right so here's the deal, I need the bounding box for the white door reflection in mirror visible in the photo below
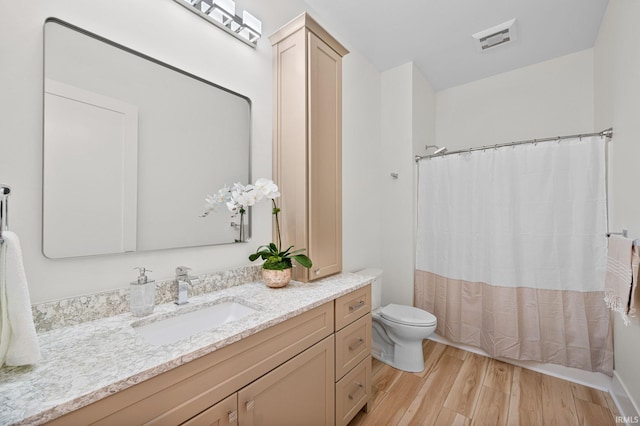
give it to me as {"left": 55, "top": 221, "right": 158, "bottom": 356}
{"left": 43, "top": 79, "right": 138, "bottom": 258}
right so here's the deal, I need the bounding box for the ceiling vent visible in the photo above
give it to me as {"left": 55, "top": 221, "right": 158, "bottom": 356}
{"left": 472, "top": 19, "right": 517, "bottom": 51}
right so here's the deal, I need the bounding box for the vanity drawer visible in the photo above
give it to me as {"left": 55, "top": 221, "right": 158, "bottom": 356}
{"left": 335, "top": 313, "right": 371, "bottom": 380}
{"left": 335, "top": 356, "right": 371, "bottom": 426}
{"left": 335, "top": 284, "right": 371, "bottom": 330}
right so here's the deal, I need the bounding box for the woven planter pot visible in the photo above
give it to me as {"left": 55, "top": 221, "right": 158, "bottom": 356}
{"left": 261, "top": 268, "right": 292, "bottom": 288}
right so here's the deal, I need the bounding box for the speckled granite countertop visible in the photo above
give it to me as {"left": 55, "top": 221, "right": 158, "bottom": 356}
{"left": 0, "top": 272, "right": 372, "bottom": 425}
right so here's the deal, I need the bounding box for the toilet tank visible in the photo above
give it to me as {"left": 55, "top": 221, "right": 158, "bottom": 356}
{"left": 354, "top": 268, "right": 383, "bottom": 310}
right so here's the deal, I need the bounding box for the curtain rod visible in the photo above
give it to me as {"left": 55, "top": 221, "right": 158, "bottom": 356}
{"left": 415, "top": 127, "right": 613, "bottom": 163}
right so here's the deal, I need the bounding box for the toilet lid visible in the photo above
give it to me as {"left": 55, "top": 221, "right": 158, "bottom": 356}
{"left": 380, "top": 304, "right": 437, "bottom": 326}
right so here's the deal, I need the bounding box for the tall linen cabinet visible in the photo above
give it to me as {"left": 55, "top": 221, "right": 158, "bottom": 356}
{"left": 270, "top": 13, "right": 349, "bottom": 282}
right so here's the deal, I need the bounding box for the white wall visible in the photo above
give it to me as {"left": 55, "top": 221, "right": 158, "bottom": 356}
{"left": 436, "top": 49, "right": 595, "bottom": 150}
{"left": 0, "top": 0, "right": 383, "bottom": 303}
{"left": 379, "top": 63, "right": 436, "bottom": 306}
{"left": 594, "top": 0, "right": 640, "bottom": 416}
{"left": 380, "top": 63, "right": 413, "bottom": 305}
{"left": 342, "top": 50, "right": 383, "bottom": 273}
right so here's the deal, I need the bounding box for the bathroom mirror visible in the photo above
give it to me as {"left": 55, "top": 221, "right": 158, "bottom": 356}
{"left": 43, "top": 19, "right": 251, "bottom": 258}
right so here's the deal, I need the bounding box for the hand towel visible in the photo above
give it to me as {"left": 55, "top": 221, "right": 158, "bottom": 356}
{"left": 604, "top": 235, "right": 634, "bottom": 325}
{"left": 0, "top": 231, "right": 41, "bottom": 366}
{"left": 629, "top": 245, "right": 640, "bottom": 318}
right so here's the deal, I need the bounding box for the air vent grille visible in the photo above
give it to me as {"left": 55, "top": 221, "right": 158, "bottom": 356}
{"left": 472, "top": 19, "right": 517, "bottom": 51}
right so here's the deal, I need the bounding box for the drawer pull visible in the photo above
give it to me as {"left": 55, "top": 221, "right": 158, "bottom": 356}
{"left": 348, "top": 300, "right": 365, "bottom": 312}
{"left": 348, "top": 383, "right": 364, "bottom": 400}
{"left": 228, "top": 410, "right": 238, "bottom": 423}
{"left": 349, "top": 338, "right": 365, "bottom": 351}
{"left": 245, "top": 400, "right": 255, "bottom": 412}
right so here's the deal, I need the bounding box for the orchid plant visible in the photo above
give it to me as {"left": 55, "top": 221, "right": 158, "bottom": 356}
{"left": 203, "top": 178, "right": 312, "bottom": 271}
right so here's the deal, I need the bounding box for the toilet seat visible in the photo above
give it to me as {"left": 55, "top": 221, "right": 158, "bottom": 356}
{"left": 380, "top": 304, "right": 437, "bottom": 327}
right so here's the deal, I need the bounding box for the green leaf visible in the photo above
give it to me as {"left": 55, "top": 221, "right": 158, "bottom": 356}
{"left": 248, "top": 253, "right": 261, "bottom": 262}
{"left": 280, "top": 245, "right": 295, "bottom": 256}
{"left": 292, "top": 254, "right": 312, "bottom": 268}
{"left": 288, "top": 248, "right": 307, "bottom": 256}
{"left": 269, "top": 242, "right": 278, "bottom": 252}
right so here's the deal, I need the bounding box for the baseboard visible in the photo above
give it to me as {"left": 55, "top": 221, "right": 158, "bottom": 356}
{"left": 428, "top": 334, "right": 612, "bottom": 391}
{"left": 611, "top": 370, "right": 640, "bottom": 424}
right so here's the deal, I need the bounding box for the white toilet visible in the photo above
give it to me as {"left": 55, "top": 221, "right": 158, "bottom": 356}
{"left": 356, "top": 268, "right": 437, "bottom": 373}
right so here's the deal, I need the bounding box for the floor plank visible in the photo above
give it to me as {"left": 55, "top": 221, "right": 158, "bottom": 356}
{"left": 507, "top": 366, "right": 544, "bottom": 426}
{"left": 435, "top": 407, "right": 471, "bottom": 426}
{"left": 398, "top": 354, "right": 464, "bottom": 425}
{"left": 571, "top": 381, "right": 609, "bottom": 407}
{"left": 575, "top": 399, "right": 617, "bottom": 426}
{"left": 358, "top": 371, "right": 423, "bottom": 425}
{"left": 349, "top": 342, "right": 619, "bottom": 426}
{"left": 471, "top": 386, "right": 510, "bottom": 426}
{"left": 541, "top": 374, "right": 579, "bottom": 426}
{"left": 483, "top": 358, "right": 513, "bottom": 395}
{"left": 443, "top": 352, "right": 488, "bottom": 417}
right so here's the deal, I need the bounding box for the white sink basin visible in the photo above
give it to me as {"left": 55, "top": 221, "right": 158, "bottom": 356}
{"left": 133, "top": 301, "right": 258, "bottom": 346}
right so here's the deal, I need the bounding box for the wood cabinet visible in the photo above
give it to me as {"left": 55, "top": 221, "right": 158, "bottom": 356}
{"left": 182, "top": 394, "right": 238, "bottom": 426}
{"left": 270, "top": 13, "right": 349, "bottom": 282}
{"left": 334, "top": 286, "right": 372, "bottom": 426}
{"left": 47, "top": 303, "right": 334, "bottom": 425}
{"left": 46, "top": 287, "right": 371, "bottom": 426}
{"left": 238, "top": 336, "right": 335, "bottom": 425}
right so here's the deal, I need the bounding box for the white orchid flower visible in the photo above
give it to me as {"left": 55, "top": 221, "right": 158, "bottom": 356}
{"left": 254, "top": 178, "right": 281, "bottom": 199}
{"left": 204, "top": 178, "right": 280, "bottom": 219}
{"left": 201, "top": 195, "right": 217, "bottom": 217}
{"left": 213, "top": 186, "right": 230, "bottom": 204}
{"left": 226, "top": 201, "right": 240, "bottom": 214}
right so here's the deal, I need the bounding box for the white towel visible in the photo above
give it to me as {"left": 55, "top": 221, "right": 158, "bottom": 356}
{"left": 629, "top": 246, "right": 640, "bottom": 318}
{"left": 604, "top": 235, "right": 634, "bottom": 325}
{"left": 0, "top": 231, "right": 41, "bottom": 366}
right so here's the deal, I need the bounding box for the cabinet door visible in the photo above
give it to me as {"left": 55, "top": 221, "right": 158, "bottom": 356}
{"left": 182, "top": 393, "right": 237, "bottom": 426}
{"left": 308, "top": 32, "right": 343, "bottom": 281}
{"left": 238, "top": 336, "right": 335, "bottom": 426}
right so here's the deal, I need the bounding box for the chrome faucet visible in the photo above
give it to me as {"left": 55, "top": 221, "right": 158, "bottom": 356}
{"left": 175, "top": 266, "right": 193, "bottom": 305}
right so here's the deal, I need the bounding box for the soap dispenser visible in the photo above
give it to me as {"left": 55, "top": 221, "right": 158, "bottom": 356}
{"left": 130, "top": 267, "right": 156, "bottom": 316}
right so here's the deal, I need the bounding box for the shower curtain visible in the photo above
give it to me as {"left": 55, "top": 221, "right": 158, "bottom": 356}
{"left": 414, "top": 136, "right": 613, "bottom": 374}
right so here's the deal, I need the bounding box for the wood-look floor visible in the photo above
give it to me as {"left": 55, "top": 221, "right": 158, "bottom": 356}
{"left": 349, "top": 340, "right": 620, "bottom": 426}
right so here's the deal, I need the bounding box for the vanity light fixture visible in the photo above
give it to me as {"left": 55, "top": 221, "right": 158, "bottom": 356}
{"left": 173, "top": 0, "right": 262, "bottom": 47}
{"left": 210, "top": 0, "right": 236, "bottom": 27}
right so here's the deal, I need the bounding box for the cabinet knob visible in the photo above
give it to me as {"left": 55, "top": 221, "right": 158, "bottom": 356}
{"left": 314, "top": 268, "right": 320, "bottom": 275}
{"left": 348, "top": 338, "right": 365, "bottom": 351}
{"left": 245, "top": 400, "right": 255, "bottom": 412}
{"left": 348, "top": 383, "right": 364, "bottom": 400}
{"left": 348, "top": 300, "right": 365, "bottom": 312}
{"left": 228, "top": 410, "right": 238, "bottom": 423}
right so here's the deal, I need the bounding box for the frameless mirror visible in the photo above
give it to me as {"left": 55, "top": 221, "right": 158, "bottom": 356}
{"left": 43, "top": 19, "right": 251, "bottom": 258}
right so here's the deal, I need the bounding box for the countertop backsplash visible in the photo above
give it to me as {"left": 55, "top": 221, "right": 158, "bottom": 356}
{"left": 32, "top": 265, "right": 262, "bottom": 332}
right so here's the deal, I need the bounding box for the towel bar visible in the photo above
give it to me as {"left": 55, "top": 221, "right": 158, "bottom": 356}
{"left": 0, "top": 184, "right": 10, "bottom": 245}
{"left": 607, "top": 230, "right": 640, "bottom": 247}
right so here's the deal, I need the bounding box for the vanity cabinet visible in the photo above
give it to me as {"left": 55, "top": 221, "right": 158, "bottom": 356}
{"left": 182, "top": 393, "right": 237, "bottom": 426}
{"left": 334, "top": 286, "right": 372, "bottom": 426}
{"left": 45, "top": 286, "right": 370, "bottom": 426}
{"left": 186, "top": 336, "right": 335, "bottom": 426}
{"left": 46, "top": 303, "right": 334, "bottom": 425}
{"left": 237, "top": 335, "right": 335, "bottom": 425}
{"left": 270, "top": 13, "right": 349, "bottom": 282}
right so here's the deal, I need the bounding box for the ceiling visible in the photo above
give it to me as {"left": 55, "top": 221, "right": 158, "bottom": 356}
{"left": 302, "top": 0, "right": 610, "bottom": 91}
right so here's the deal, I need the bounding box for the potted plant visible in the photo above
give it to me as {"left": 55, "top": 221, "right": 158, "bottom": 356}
{"left": 204, "top": 178, "right": 312, "bottom": 288}
{"left": 249, "top": 195, "right": 312, "bottom": 288}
